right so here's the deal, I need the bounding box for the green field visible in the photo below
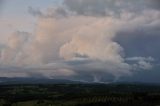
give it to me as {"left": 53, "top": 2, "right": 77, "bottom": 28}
{"left": 0, "top": 84, "right": 160, "bottom": 106}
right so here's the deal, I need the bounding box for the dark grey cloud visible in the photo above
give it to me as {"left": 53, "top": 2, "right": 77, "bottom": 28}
{"left": 28, "top": 0, "right": 160, "bottom": 18}
{"left": 120, "top": 65, "right": 160, "bottom": 83}
{"left": 62, "top": 0, "right": 160, "bottom": 17}
{"left": 147, "top": 0, "right": 160, "bottom": 9}
{"left": 55, "top": 7, "right": 68, "bottom": 17}
{"left": 28, "top": 6, "right": 43, "bottom": 17}
{"left": 63, "top": 0, "right": 110, "bottom": 16}
{"left": 28, "top": 6, "right": 68, "bottom": 18}
{"left": 115, "top": 23, "right": 160, "bottom": 61}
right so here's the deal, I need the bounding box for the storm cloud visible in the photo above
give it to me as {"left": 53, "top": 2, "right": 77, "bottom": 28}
{"left": 0, "top": 0, "right": 159, "bottom": 82}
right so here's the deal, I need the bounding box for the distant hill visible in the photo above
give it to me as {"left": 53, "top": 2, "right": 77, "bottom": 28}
{"left": 0, "top": 77, "right": 160, "bottom": 86}
{"left": 0, "top": 77, "right": 85, "bottom": 85}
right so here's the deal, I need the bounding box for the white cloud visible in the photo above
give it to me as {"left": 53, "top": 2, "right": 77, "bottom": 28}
{"left": 0, "top": 31, "right": 30, "bottom": 66}
{"left": 126, "top": 57, "right": 155, "bottom": 62}
{"left": 138, "top": 60, "right": 153, "bottom": 70}
{"left": 126, "top": 57, "right": 154, "bottom": 70}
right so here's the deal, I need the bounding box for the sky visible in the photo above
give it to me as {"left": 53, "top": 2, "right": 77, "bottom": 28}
{"left": 0, "top": 0, "right": 160, "bottom": 83}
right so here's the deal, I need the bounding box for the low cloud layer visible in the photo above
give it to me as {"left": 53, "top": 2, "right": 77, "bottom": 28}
{"left": 0, "top": 0, "right": 159, "bottom": 82}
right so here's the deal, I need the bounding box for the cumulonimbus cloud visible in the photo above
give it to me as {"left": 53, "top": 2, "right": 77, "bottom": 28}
{"left": 0, "top": 0, "right": 159, "bottom": 82}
